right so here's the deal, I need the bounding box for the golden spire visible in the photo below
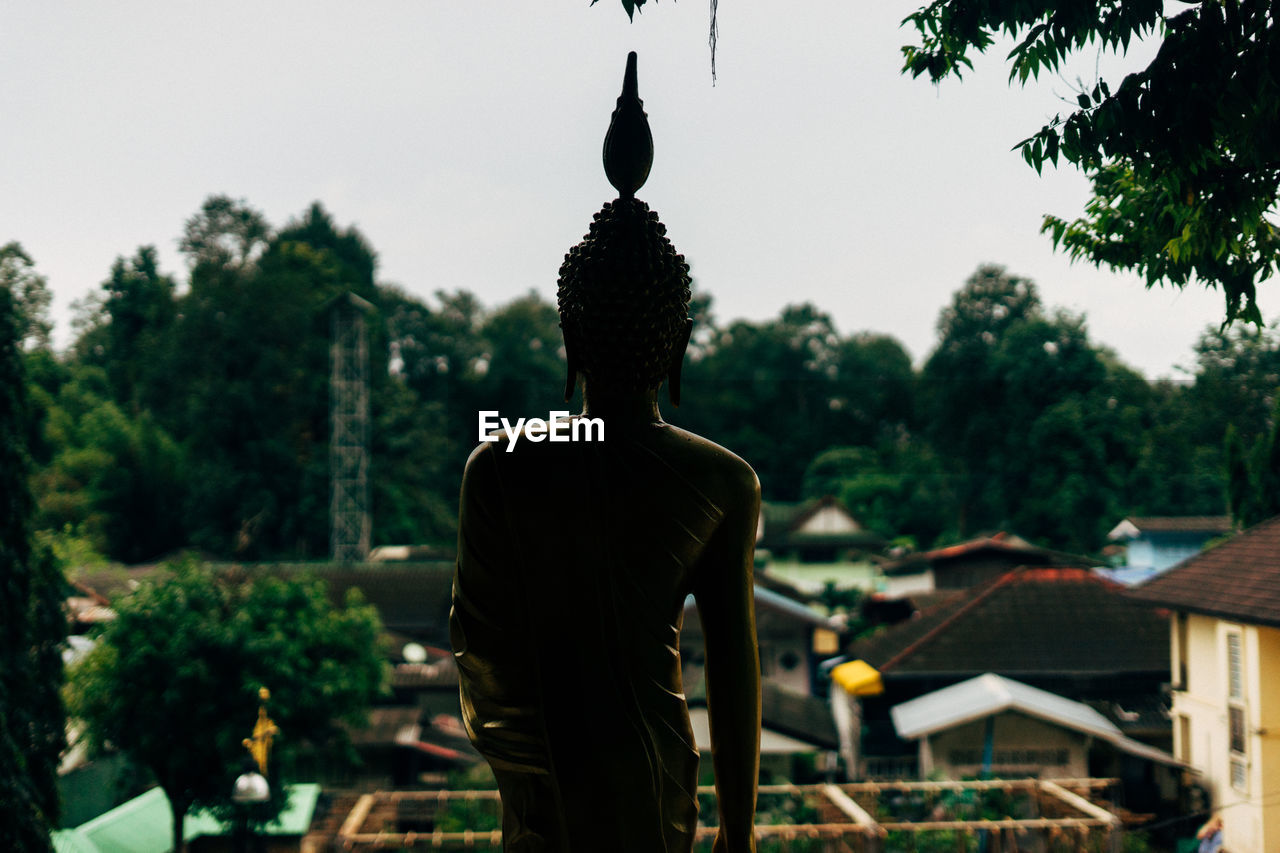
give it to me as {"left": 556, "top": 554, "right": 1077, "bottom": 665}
{"left": 602, "top": 52, "right": 654, "bottom": 200}
{"left": 242, "top": 687, "right": 279, "bottom": 775}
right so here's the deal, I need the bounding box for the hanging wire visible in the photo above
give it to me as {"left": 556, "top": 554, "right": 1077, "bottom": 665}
{"left": 709, "top": 0, "right": 719, "bottom": 84}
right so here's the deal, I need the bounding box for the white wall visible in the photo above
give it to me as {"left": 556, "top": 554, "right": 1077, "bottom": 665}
{"left": 922, "top": 712, "right": 1088, "bottom": 780}
{"left": 1172, "top": 615, "right": 1280, "bottom": 853}
{"left": 881, "top": 569, "right": 935, "bottom": 598}
{"left": 798, "top": 505, "right": 861, "bottom": 534}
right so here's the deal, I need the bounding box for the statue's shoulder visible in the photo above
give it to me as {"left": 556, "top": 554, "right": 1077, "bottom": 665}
{"left": 656, "top": 424, "right": 760, "bottom": 503}
{"left": 464, "top": 435, "right": 505, "bottom": 468}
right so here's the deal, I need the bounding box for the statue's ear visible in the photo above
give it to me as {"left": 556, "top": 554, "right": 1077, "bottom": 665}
{"left": 562, "top": 333, "right": 580, "bottom": 403}
{"left": 667, "top": 318, "right": 694, "bottom": 408}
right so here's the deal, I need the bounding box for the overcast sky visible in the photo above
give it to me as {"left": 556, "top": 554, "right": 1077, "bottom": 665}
{"left": 2, "top": 2, "right": 1259, "bottom": 378}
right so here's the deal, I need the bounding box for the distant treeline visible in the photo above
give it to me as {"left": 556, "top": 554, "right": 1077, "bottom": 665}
{"left": 6, "top": 196, "right": 1280, "bottom": 564}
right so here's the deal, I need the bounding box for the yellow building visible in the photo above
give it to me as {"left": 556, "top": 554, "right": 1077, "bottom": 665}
{"left": 1131, "top": 515, "right": 1280, "bottom": 853}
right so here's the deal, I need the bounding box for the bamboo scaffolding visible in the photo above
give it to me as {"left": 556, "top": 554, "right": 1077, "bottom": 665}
{"left": 334, "top": 779, "right": 1125, "bottom": 850}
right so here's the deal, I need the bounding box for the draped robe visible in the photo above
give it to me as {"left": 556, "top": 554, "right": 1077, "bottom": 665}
{"left": 450, "top": 420, "right": 740, "bottom": 852}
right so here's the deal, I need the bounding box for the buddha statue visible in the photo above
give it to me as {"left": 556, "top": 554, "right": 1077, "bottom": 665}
{"left": 450, "top": 53, "right": 761, "bottom": 852}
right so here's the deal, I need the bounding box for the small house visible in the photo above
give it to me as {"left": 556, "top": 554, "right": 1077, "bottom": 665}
{"left": 755, "top": 497, "right": 885, "bottom": 594}
{"left": 879, "top": 532, "right": 1098, "bottom": 596}
{"left": 1105, "top": 515, "right": 1233, "bottom": 583}
{"left": 1129, "top": 514, "right": 1280, "bottom": 853}
{"left": 840, "top": 567, "right": 1171, "bottom": 780}
{"left": 891, "top": 673, "right": 1181, "bottom": 789}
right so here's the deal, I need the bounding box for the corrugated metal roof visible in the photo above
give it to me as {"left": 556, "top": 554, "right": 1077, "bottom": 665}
{"left": 892, "top": 673, "right": 1117, "bottom": 740}
{"left": 754, "top": 586, "right": 841, "bottom": 627}
{"left": 890, "top": 674, "right": 1182, "bottom": 767}
{"left": 684, "top": 584, "right": 841, "bottom": 629}
{"left": 51, "top": 830, "right": 102, "bottom": 853}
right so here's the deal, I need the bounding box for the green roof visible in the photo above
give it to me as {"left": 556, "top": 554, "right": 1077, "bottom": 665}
{"left": 52, "top": 830, "right": 103, "bottom": 853}
{"left": 53, "top": 784, "right": 320, "bottom": 853}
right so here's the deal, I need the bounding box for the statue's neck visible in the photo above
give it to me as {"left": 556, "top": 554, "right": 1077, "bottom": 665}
{"left": 580, "top": 384, "right": 663, "bottom": 424}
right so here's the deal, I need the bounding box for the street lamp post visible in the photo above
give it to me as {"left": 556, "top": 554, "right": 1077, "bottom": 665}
{"left": 231, "top": 760, "right": 269, "bottom": 853}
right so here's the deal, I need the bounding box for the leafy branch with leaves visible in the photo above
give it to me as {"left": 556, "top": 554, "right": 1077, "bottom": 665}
{"left": 903, "top": 0, "right": 1280, "bottom": 324}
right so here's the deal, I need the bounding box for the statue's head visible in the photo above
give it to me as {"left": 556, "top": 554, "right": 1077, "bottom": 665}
{"left": 557, "top": 52, "right": 693, "bottom": 406}
{"left": 556, "top": 198, "right": 692, "bottom": 403}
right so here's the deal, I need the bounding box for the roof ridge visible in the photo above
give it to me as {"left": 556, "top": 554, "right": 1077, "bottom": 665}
{"left": 1017, "top": 565, "right": 1116, "bottom": 587}
{"left": 878, "top": 568, "right": 1023, "bottom": 673}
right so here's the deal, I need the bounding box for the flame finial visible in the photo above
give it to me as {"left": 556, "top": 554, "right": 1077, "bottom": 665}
{"left": 603, "top": 52, "right": 654, "bottom": 199}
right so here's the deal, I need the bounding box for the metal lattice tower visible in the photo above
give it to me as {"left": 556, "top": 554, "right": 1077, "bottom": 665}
{"left": 330, "top": 292, "right": 374, "bottom": 562}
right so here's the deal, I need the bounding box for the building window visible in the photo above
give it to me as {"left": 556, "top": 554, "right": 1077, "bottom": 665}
{"left": 1228, "top": 632, "right": 1243, "bottom": 699}
{"left": 1226, "top": 631, "right": 1247, "bottom": 792}
{"left": 1174, "top": 613, "right": 1188, "bottom": 690}
{"left": 1229, "top": 706, "right": 1246, "bottom": 754}
{"left": 812, "top": 628, "right": 839, "bottom": 655}
{"left": 1231, "top": 757, "right": 1247, "bottom": 791}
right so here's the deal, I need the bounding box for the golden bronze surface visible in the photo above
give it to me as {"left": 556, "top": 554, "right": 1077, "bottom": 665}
{"left": 450, "top": 51, "right": 761, "bottom": 852}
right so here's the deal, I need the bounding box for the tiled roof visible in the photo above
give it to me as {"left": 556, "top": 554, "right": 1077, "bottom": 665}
{"left": 881, "top": 532, "right": 1099, "bottom": 577}
{"left": 310, "top": 563, "right": 455, "bottom": 638}
{"left": 855, "top": 567, "right": 1169, "bottom": 677}
{"left": 72, "top": 562, "right": 458, "bottom": 642}
{"left": 759, "top": 681, "right": 839, "bottom": 749}
{"left": 922, "top": 531, "right": 1043, "bottom": 561}
{"left": 1120, "top": 516, "right": 1233, "bottom": 535}
{"left": 1128, "top": 515, "right": 1280, "bottom": 626}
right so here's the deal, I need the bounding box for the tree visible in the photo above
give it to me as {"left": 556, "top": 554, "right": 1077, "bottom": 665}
{"left": 922, "top": 265, "right": 1142, "bottom": 550}
{"left": 0, "top": 280, "right": 64, "bottom": 853}
{"left": 67, "top": 559, "right": 386, "bottom": 853}
{"left": 98, "top": 247, "right": 178, "bottom": 411}
{"left": 683, "top": 304, "right": 849, "bottom": 499}
{"left": 32, "top": 365, "right": 188, "bottom": 563}
{"left": 45, "top": 197, "right": 482, "bottom": 561}
{"left": 802, "top": 443, "right": 957, "bottom": 548}
{"left": 902, "top": 0, "right": 1280, "bottom": 323}
{"left": 1123, "top": 378, "right": 1229, "bottom": 518}
{"left": 1226, "top": 389, "right": 1280, "bottom": 527}
{"left": 179, "top": 195, "right": 272, "bottom": 274}
{"left": 922, "top": 265, "right": 1044, "bottom": 534}
{"left": 0, "top": 242, "right": 53, "bottom": 351}
{"left": 473, "top": 291, "right": 565, "bottom": 422}
{"left": 171, "top": 201, "right": 379, "bottom": 558}
{"left": 1188, "top": 320, "right": 1280, "bottom": 446}
{"left": 828, "top": 332, "right": 918, "bottom": 447}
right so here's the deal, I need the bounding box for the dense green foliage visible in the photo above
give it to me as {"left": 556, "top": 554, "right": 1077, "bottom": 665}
{"left": 11, "top": 197, "right": 1276, "bottom": 567}
{"left": 0, "top": 277, "right": 65, "bottom": 852}
{"left": 67, "top": 559, "right": 386, "bottom": 852}
{"left": 902, "top": 0, "right": 1280, "bottom": 324}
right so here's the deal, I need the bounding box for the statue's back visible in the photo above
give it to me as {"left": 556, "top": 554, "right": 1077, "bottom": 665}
{"left": 452, "top": 419, "right": 756, "bottom": 851}
{"left": 451, "top": 52, "right": 761, "bottom": 853}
